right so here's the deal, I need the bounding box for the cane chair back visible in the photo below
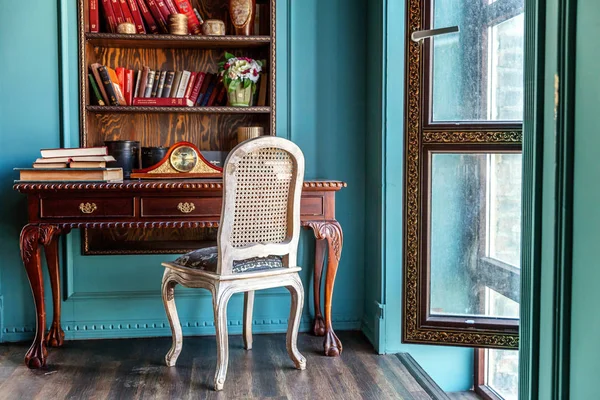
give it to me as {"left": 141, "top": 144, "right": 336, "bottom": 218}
{"left": 217, "top": 136, "right": 305, "bottom": 275}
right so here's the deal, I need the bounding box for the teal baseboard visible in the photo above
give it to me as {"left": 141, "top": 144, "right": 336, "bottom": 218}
{"left": 1, "top": 314, "right": 361, "bottom": 342}
{"left": 361, "top": 317, "right": 376, "bottom": 346}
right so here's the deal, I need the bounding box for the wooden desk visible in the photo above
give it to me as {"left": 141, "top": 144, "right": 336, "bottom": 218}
{"left": 14, "top": 180, "right": 346, "bottom": 369}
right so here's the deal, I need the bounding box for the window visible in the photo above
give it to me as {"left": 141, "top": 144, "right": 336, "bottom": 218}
{"left": 402, "top": 0, "right": 523, "bottom": 352}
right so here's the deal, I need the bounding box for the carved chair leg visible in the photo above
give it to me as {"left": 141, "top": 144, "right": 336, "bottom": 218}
{"left": 243, "top": 290, "right": 255, "bottom": 350}
{"left": 162, "top": 270, "right": 182, "bottom": 367}
{"left": 286, "top": 274, "right": 307, "bottom": 370}
{"left": 213, "top": 284, "right": 233, "bottom": 391}
{"left": 45, "top": 230, "right": 65, "bottom": 348}
{"left": 313, "top": 239, "right": 326, "bottom": 336}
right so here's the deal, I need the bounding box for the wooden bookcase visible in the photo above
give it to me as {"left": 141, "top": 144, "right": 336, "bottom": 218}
{"left": 77, "top": 0, "right": 276, "bottom": 151}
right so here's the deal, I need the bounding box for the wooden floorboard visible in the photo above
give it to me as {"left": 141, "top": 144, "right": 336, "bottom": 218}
{"left": 0, "top": 332, "right": 442, "bottom": 400}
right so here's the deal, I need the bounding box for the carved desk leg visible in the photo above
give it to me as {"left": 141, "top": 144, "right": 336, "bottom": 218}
{"left": 19, "top": 224, "right": 60, "bottom": 368}
{"left": 45, "top": 227, "right": 69, "bottom": 347}
{"left": 306, "top": 221, "right": 344, "bottom": 357}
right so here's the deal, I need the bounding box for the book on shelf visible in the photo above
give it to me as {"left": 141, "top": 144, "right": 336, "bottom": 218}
{"left": 90, "top": 0, "right": 100, "bottom": 32}
{"left": 138, "top": 66, "right": 150, "bottom": 98}
{"left": 40, "top": 147, "right": 108, "bottom": 158}
{"left": 146, "top": 0, "right": 169, "bottom": 33}
{"left": 164, "top": 0, "right": 178, "bottom": 14}
{"left": 17, "top": 168, "right": 123, "bottom": 182}
{"left": 257, "top": 72, "right": 268, "bottom": 106}
{"left": 150, "top": 70, "right": 161, "bottom": 97}
{"left": 205, "top": 79, "right": 222, "bottom": 107}
{"left": 161, "top": 71, "right": 175, "bottom": 97}
{"left": 124, "top": 69, "right": 134, "bottom": 105}
{"left": 110, "top": 0, "right": 126, "bottom": 24}
{"left": 118, "top": 0, "right": 135, "bottom": 25}
{"left": 90, "top": 63, "right": 110, "bottom": 104}
{"left": 188, "top": 72, "right": 205, "bottom": 104}
{"left": 107, "top": 67, "right": 127, "bottom": 105}
{"left": 200, "top": 75, "right": 218, "bottom": 106}
{"left": 144, "top": 70, "right": 156, "bottom": 97}
{"left": 126, "top": 0, "right": 146, "bottom": 33}
{"left": 183, "top": 71, "right": 197, "bottom": 100}
{"left": 135, "top": 0, "right": 159, "bottom": 33}
{"left": 170, "top": 71, "right": 183, "bottom": 97}
{"left": 88, "top": 74, "right": 106, "bottom": 106}
{"left": 175, "top": 70, "right": 191, "bottom": 98}
{"left": 156, "top": 70, "right": 167, "bottom": 98}
{"left": 196, "top": 73, "right": 214, "bottom": 106}
{"left": 100, "top": 0, "right": 118, "bottom": 32}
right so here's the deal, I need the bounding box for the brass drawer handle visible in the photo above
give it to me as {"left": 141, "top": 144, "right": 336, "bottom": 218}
{"left": 79, "top": 202, "right": 98, "bottom": 214}
{"left": 177, "top": 202, "right": 195, "bottom": 214}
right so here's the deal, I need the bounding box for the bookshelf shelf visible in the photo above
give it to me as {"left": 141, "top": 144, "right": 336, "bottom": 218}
{"left": 86, "top": 106, "right": 272, "bottom": 114}
{"left": 85, "top": 33, "right": 272, "bottom": 49}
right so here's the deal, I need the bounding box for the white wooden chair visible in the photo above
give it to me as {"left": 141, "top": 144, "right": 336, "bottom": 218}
{"left": 160, "top": 136, "right": 306, "bottom": 391}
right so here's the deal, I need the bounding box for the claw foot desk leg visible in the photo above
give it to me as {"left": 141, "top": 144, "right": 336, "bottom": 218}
{"left": 306, "top": 220, "right": 344, "bottom": 357}
{"left": 19, "top": 224, "right": 62, "bottom": 368}
{"left": 312, "top": 239, "right": 326, "bottom": 336}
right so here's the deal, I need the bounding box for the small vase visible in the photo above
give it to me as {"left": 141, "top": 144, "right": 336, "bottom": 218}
{"left": 228, "top": 85, "right": 253, "bottom": 107}
{"left": 229, "top": 0, "right": 256, "bottom": 36}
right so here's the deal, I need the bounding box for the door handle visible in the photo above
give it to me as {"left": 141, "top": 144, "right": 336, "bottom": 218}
{"left": 411, "top": 26, "right": 459, "bottom": 42}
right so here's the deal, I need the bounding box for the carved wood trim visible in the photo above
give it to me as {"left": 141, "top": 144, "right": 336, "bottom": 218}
{"left": 304, "top": 221, "right": 343, "bottom": 262}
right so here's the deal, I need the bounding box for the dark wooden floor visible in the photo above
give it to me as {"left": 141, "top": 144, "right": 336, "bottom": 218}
{"left": 0, "top": 332, "right": 477, "bottom": 400}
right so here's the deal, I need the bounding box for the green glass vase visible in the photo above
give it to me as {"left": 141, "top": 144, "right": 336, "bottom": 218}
{"left": 228, "top": 84, "right": 253, "bottom": 107}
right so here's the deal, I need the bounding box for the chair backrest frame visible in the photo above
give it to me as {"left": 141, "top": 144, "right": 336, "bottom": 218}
{"left": 216, "top": 136, "right": 305, "bottom": 275}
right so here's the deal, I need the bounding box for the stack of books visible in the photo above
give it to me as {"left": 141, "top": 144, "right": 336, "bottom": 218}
{"left": 16, "top": 147, "right": 123, "bottom": 182}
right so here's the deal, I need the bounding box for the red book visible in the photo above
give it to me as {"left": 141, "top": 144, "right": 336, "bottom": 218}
{"left": 89, "top": 0, "right": 100, "bottom": 32}
{"left": 110, "top": 0, "right": 125, "bottom": 24}
{"left": 135, "top": 0, "right": 158, "bottom": 33}
{"left": 174, "top": 0, "right": 201, "bottom": 35}
{"left": 116, "top": 67, "right": 126, "bottom": 97}
{"left": 206, "top": 79, "right": 223, "bottom": 106}
{"left": 216, "top": 82, "right": 228, "bottom": 106}
{"left": 124, "top": 69, "right": 134, "bottom": 105}
{"left": 100, "top": 0, "right": 118, "bottom": 32}
{"left": 164, "top": 0, "right": 178, "bottom": 14}
{"left": 132, "top": 97, "right": 193, "bottom": 106}
{"left": 119, "top": 0, "right": 135, "bottom": 24}
{"left": 145, "top": 0, "right": 169, "bottom": 33}
{"left": 156, "top": 0, "right": 173, "bottom": 19}
{"left": 126, "top": 0, "right": 146, "bottom": 33}
{"left": 183, "top": 72, "right": 197, "bottom": 100}
{"left": 188, "top": 72, "right": 205, "bottom": 105}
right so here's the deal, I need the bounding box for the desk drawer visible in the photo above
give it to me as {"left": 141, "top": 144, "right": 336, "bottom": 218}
{"left": 141, "top": 197, "right": 221, "bottom": 217}
{"left": 301, "top": 196, "right": 324, "bottom": 217}
{"left": 40, "top": 198, "right": 134, "bottom": 218}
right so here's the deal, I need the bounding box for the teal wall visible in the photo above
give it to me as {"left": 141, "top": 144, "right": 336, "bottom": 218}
{"left": 569, "top": 0, "right": 600, "bottom": 397}
{"left": 362, "top": 0, "right": 473, "bottom": 392}
{"left": 0, "top": 0, "right": 364, "bottom": 342}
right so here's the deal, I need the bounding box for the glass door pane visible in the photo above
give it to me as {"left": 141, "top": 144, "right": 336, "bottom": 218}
{"left": 428, "top": 152, "right": 521, "bottom": 318}
{"left": 431, "top": 0, "right": 524, "bottom": 122}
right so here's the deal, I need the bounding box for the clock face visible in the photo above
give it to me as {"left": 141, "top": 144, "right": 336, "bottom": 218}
{"left": 170, "top": 145, "right": 199, "bottom": 173}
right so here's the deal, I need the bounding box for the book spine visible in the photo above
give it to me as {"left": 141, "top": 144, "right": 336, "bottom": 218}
{"left": 175, "top": 71, "right": 191, "bottom": 98}
{"left": 183, "top": 72, "right": 197, "bottom": 100}
{"left": 206, "top": 79, "right": 222, "bottom": 106}
{"left": 107, "top": 67, "right": 127, "bottom": 105}
{"left": 196, "top": 73, "right": 213, "bottom": 105}
{"left": 201, "top": 78, "right": 217, "bottom": 106}
{"left": 90, "top": 64, "right": 110, "bottom": 104}
{"left": 174, "top": 0, "right": 202, "bottom": 35}
{"left": 144, "top": 70, "right": 156, "bottom": 97}
{"left": 133, "top": 70, "right": 142, "bottom": 97}
{"left": 132, "top": 97, "right": 191, "bottom": 106}
{"left": 161, "top": 71, "right": 175, "bottom": 97}
{"left": 115, "top": 67, "right": 126, "bottom": 96}
{"left": 138, "top": 66, "right": 150, "bottom": 98}
{"left": 100, "top": 0, "right": 118, "bottom": 32}
{"left": 170, "top": 71, "right": 183, "bottom": 97}
{"left": 125, "top": 0, "right": 146, "bottom": 33}
{"left": 146, "top": 0, "right": 169, "bottom": 32}
{"left": 188, "top": 72, "right": 205, "bottom": 104}
{"left": 156, "top": 71, "right": 167, "bottom": 97}
{"left": 125, "top": 69, "right": 134, "bottom": 105}
{"left": 216, "top": 83, "right": 228, "bottom": 106}
{"left": 156, "top": 0, "right": 173, "bottom": 19}
{"left": 136, "top": 0, "right": 158, "bottom": 33}
{"left": 89, "top": 0, "right": 100, "bottom": 32}
{"left": 98, "top": 66, "right": 119, "bottom": 106}
{"left": 111, "top": 0, "right": 125, "bottom": 24}
{"left": 88, "top": 74, "right": 106, "bottom": 105}
{"left": 150, "top": 70, "right": 161, "bottom": 97}
{"left": 164, "top": 0, "right": 178, "bottom": 14}
{"left": 119, "top": 0, "right": 135, "bottom": 24}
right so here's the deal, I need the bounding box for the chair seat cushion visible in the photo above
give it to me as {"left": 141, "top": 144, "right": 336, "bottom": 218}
{"left": 172, "top": 246, "right": 283, "bottom": 274}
